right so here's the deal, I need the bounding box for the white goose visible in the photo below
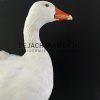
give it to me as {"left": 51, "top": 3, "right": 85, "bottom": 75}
{"left": 0, "top": 1, "right": 72, "bottom": 100}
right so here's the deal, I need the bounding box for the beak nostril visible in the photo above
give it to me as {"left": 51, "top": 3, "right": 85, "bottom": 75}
{"left": 54, "top": 14, "right": 57, "bottom": 19}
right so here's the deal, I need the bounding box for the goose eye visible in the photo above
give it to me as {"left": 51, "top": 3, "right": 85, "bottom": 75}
{"left": 45, "top": 4, "right": 49, "bottom": 7}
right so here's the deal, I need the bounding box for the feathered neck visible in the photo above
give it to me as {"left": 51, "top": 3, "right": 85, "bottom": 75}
{"left": 23, "top": 12, "right": 46, "bottom": 55}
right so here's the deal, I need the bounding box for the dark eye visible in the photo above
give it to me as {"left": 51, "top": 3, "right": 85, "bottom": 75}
{"left": 45, "top": 4, "right": 49, "bottom": 7}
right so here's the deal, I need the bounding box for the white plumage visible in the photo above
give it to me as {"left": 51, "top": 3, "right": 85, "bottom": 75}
{"left": 0, "top": 1, "right": 72, "bottom": 100}
{"left": 0, "top": 51, "right": 53, "bottom": 100}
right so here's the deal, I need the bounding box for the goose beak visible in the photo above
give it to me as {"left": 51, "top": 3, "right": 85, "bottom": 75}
{"left": 54, "top": 7, "right": 73, "bottom": 21}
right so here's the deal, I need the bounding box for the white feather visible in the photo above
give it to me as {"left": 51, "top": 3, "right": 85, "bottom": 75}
{"left": 0, "top": 1, "right": 56, "bottom": 100}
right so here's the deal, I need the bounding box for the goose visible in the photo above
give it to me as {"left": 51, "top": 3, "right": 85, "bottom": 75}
{"left": 0, "top": 1, "right": 73, "bottom": 100}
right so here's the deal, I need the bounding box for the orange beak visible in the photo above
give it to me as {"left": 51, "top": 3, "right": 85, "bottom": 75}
{"left": 54, "top": 7, "right": 73, "bottom": 20}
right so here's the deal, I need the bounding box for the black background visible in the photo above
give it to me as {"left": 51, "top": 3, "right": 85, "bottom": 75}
{"left": 0, "top": 0, "right": 100, "bottom": 100}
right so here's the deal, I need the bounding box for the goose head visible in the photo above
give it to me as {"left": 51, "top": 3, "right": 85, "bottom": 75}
{"left": 24, "top": 1, "right": 73, "bottom": 31}
{"left": 32, "top": 1, "right": 72, "bottom": 21}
